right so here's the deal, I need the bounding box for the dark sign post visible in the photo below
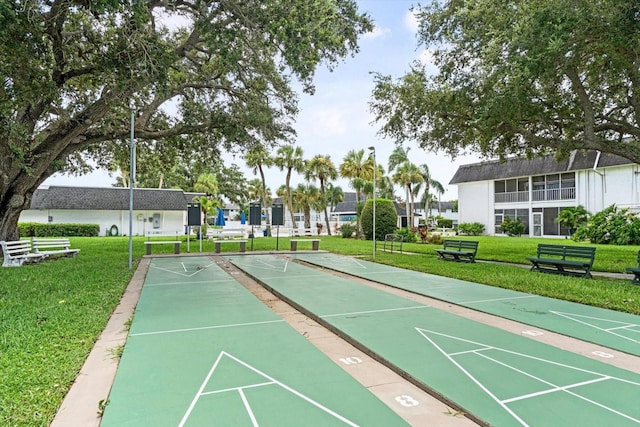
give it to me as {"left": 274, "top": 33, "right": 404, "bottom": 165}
{"left": 187, "top": 202, "right": 201, "bottom": 252}
{"left": 272, "top": 203, "right": 284, "bottom": 250}
{"left": 249, "top": 202, "right": 261, "bottom": 250}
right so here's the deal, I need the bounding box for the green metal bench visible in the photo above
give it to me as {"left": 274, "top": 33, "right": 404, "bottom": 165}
{"left": 527, "top": 244, "right": 596, "bottom": 278}
{"left": 625, "top": 250, "right": 640, "bottom": 284}
{"left": 435, "top": 239, "right": 479, "bottom": 263}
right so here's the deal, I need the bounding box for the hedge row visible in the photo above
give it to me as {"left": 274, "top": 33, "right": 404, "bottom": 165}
{"left": 18, "top": 222, "right": 100, "bottom": 237}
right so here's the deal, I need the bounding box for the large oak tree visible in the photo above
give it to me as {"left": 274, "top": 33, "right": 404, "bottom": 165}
{"left": 371, "top": 0, "right": 640, "bottom": 163}
{"left": 0, "top": 0, "right": 372, "bottom": 240}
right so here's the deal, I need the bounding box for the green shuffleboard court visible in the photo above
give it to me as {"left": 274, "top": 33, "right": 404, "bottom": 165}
{"left": 292, "top": 252, "right": 640, "bottom": 357}
{"left": 100, "top": 256, "right": 409, "bottom": 427}
{"left": 227, "top": 254, "right": 640, "bottom": 427}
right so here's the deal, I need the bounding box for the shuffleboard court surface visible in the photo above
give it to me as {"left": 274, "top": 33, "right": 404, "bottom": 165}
{"left": 292, "top": 252, "right": 640, "bottom": 357}
{"left": 100, "top": 256, "right": 409, "bottom": 427}
{"left": 227, "top": 254, "right": 640, "bottom": 427}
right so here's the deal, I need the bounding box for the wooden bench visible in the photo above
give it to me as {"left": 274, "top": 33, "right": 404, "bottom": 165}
{"left": 290, "top": 239, "right": 320, "bottom": 251}
{"left": 435, "top": 239, "right": 479, "bottom": 263}
{"left": 144, "top": 229, "right": 181, "bottom": 255}
{"left": 526, "top": 244, "right": 596, "bottom": 278}
{"left": 625, "top": 250, "right": 640, "bottom": 284}
{"left": 31, "top": 237, "right": 80, "bottom": 257}
{"left": 381, "top": 233, "right": 403, "bottom": 253}
{"left": 1, "top": 240, "right": 46, "bottom": 267}
{"left": 214, "top": 239, "right": 248, "bottom": 253}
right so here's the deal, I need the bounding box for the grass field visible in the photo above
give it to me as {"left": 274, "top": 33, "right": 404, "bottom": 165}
{"left": 1, "top": 235, "right": 639, "bottom": 426}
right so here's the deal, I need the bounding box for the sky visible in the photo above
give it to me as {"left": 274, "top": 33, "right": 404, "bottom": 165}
{"left": 43, "top": 0, "right": 482, "bottom": 201}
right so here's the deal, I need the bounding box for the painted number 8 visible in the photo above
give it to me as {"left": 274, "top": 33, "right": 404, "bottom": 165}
{"left": 395, "top": 395, "right": 419, "bottom": 407}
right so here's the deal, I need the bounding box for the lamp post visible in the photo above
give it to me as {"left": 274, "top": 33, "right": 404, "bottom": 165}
{"left": 368, "top": 146, "right": 376, "bottom": 260}
{"left": 128, "top": 104, "right": 135, "bottom": 270}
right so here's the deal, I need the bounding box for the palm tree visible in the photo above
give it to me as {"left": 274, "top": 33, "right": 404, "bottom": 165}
{"left": 305, "top": 155, "right": 338, "bottom": 235}
{"left": 273, "top": 145, "right": 305, "bottom": 228}
{"left": 193, "top": 173, "right": 220, "bottom": 235}
{"left": 245, "top": 147, "right": 273, "bottom": 234}
{"left": 413, "top": 163, "right": 443, "bottom": 219}
{"left": 292, "top": 184, "right": 322, "bottom": 229}
{"left": 339, "top": 149, "right": 373, "bottom": 235}
{"left": 392, "top": 161, "right": 423, "bottom": 228}
{"left": 325, "top": 183, "right": 344, "bottom": 212}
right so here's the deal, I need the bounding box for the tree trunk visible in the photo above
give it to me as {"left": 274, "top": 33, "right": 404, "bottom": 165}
{"left": 320, "top": 180, "right": 331, "bottom": 236}
{"left": 286, "top": 169, "right": 297, "bottom": 228}
{"left": 0, "top": 187, "right": 36, "bottom": 241}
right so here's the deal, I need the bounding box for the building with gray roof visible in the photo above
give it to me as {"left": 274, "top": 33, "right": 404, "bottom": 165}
{"left": 450, "top": 150, "right": 639, "bottom": 236}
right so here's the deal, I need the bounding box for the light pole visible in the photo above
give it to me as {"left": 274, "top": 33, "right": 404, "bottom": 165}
{"left": 368, "top": 146, "right": 376, "bottom": 260}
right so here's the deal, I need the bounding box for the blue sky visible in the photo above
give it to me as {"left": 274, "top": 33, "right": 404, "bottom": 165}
{"left": 45, "top": 0, "right": 481, "bottom": 200}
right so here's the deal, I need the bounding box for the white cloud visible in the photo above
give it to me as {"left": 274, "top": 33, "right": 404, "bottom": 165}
{"left": 363, "top": 26, "right": 391, "bottom": 40}
{"left": 403, "top": 9, "right": 419, "bottom": 33}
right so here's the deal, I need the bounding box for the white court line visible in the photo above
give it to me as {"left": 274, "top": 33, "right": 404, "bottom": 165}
{"left": 181, "top": 352, "right": 359, "bottom": 427}
{"left": 181, "top": 262, "right": 187, "bottom": 272}
{"left": 144, "top": 278, "right": 234, "bottom": 287}
{"left": 605, "top": 324, "right": 640, "bottom": 332}
{"left": 322, "top": 305, "right": 429, "bottom": 318}
{"left": 239, "top": 388, "right": 259, "bottom": 427}
{"left": 283, "top": 259, "right": 288, "bottom": 273}
{"left": 461, "top": 295, "right": 538, "bottom": 305}
{"left": 501, "top": 377, "right": 610, "bottom": 404}
{"left": 552, "top": 311, "right": 640, "bottom": 344}
{"left": 201, "top": 381, "right": 275, "bottom": 396}
{"left": 130, "top": 319, "right": 284, "bottom": 337}
{"left": 417, "top": 328, "right": 640, "bottom": 426}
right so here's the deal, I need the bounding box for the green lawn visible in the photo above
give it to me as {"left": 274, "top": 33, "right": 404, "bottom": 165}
{"left": 1, "top": 235, "right": 639, "bottom": 426}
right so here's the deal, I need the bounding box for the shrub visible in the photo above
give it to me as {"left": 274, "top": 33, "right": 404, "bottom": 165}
{"left": 18, "top": 222, "right": 100, "bottom": 237}
{"left": 339, "top": 223, "right": 356, "bottom": 238}
{"left": 457, "top": 222, "right": 485, "bottom": 236}
{"left": 572, "top": 204, "right": 640, "bottom": 245}
{"left": 555, "top": 205, "right": 589, "bottom": 234}
{"left": 396, "top": 227, "right": 417, "bottom": 243}
{"left": 437, "top": 217, "right": 453, "bottom": 228}
{"left": 499, "top": 217, "right": 525, "bottom": 237}
{"left": 424, "top": 233, "right": 444, "bottom": 245}
{"left": 361, "top": 198, "right": 398, "bottom": 240}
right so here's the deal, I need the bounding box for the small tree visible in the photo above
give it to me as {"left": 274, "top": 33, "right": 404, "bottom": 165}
{"left": 499, "top": 217, "right": 525, "bottom": 237}
{"left": 555, "top": 205, "right": 589, "bottom": 234}
{"left": 361, "top": 198, "right": 398, "bottom": 241}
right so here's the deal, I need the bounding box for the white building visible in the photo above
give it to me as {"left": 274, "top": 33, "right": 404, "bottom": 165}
{"left": 20, "top": 186, "right": 203, "bottom": 236}
{"left": 450, "top": 151, "right": 639, "bottom": 237}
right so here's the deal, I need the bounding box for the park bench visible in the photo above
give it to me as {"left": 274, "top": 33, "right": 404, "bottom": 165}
{"left": 208, "top": 228, "right": 246, "bottom": 240}
{"left": 1, "top": 240, "right": 46, "bottom": 267}
{"left": 625, "top": 250, "right": 640, "bottom": 284}
{"left": 144, "top": 229, "right": 181, "bottom": 255}
{"left": 290, "top": 238, "right": 320, "bottom": 251}
{"left": 526, "top": 244, "right": 596, "bottom": 278}
{"left": 381, "top": 233, "right": 403, "bottom": 253}
{"left": 292, "top": 228, "right": 314, "bottom": 237}
{"left": 214, "top": 239, "right": 248, "bottom": 253}
{"left": 435, "top": 239, "right": 479, "bottom": 263}
{"left": 31, "top": 237, "right": 80, "bottom": 258}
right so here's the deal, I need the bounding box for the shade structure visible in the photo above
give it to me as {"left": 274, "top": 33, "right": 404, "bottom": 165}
{"left": 240, "top": 211, "right": 246, "bottom": 224}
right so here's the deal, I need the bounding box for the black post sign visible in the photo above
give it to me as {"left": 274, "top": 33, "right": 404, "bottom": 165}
{"left": 249, "top": 202, "right": 262, "bottom": 225}
{"left": 187, "top": 202, "right": 201, "bottom": 226}
{"left": 271, "top": 203, "right": 284, "bottom": 226}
